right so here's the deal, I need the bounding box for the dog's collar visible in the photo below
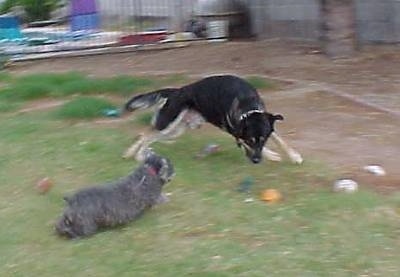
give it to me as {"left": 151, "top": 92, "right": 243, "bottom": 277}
{"left": 239, "top": 109, "right": 265, "bottom": 121}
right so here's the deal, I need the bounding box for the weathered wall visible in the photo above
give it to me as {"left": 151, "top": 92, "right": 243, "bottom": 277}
{"left": 251, "top": 0, "right": 320, "bottom": 40}
{"left": 95, "top": 0, "right": 400, "bottom": 43}
{"left": 248, "top": 0, "right": 400, "bottom": 43}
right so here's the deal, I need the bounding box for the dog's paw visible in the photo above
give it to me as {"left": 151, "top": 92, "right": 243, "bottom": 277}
{"left": 122, "top": 150, "right": 135, "bottom": 159}
{"left": 155, "top": 193, "right": 170, "bottom": 205}
{"left": 289, "top": 151, "right": 303, "bottom": 164}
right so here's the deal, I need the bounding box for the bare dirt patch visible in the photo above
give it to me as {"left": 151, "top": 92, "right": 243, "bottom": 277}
{"left": 9, "top": 40, "right": 400, "bottom": 191}
{"left": 18, "top": 99, "right": 65, "bottom": 113}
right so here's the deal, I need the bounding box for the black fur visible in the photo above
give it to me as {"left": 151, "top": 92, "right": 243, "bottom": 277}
{"left": 125, "top": 75, "right": 283, "bottom": 163}
{"left": 55, "top": 154, "right": 174, "bottom": 239}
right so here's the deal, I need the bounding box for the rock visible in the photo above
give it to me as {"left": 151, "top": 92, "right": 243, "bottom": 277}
{"left": 244, "top": 197, "right": 254, "bottom": 203}
{"left": 195, "top": 143, "right": 220, "bottom": 158}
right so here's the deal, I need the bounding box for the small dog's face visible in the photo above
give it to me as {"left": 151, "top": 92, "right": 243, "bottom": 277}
{"left": 145, "top": 154, "right": 175, "bottom": 183}
{"left": 55, "top": 211, "right": 78, "bottom": 239}
{"left": 239, "top": 112, "right": 283, "bottom": 163}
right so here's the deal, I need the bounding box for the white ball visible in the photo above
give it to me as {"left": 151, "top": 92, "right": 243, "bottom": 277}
{"left": 333, "top": 179, "right": 358, "bottom": 193}
{"left": 363, "top": 165, "right": 386, "bottom": 176}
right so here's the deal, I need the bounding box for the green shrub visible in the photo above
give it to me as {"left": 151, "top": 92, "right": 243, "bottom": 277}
{"left": 0, "top": 0, "right": 62, "bottom": 22}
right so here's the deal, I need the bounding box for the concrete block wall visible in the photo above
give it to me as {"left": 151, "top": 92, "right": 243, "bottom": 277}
{"left": 355, "top": 0, "right": 400, "bottom": 43}
{"left": 247, "top": 0, "right": 400, "bottom": 43}
{"left": 268, "top": 0, "right": 320, "bottom": 40}
{"left": 247, "top": 0, "right": 321, "bottom": 41}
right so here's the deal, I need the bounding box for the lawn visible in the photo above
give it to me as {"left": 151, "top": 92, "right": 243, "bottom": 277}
{"left": 0, "top": 73, "right": 399, "bottom": 276}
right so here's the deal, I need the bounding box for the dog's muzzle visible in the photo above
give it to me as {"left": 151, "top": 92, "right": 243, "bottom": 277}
{"left": 237, "top": 139, "right": 262, "bottom": 164}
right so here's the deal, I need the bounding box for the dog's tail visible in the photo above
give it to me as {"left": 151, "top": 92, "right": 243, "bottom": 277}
{"left": 125, "top": 88, "right": 179, "bottom": 112}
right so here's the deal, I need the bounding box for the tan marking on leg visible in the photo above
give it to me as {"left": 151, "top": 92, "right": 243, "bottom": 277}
{"left": 262, "top": 146, "right": 282, "bottom": 162}
{"left": 133, "top": 110, "right": 189, "bottom": 161}
{"left": 123, "top": 134, "right": 146, "bottom": 159}
{"left": 270, "top": 132, "right": 303, "bottom": 164}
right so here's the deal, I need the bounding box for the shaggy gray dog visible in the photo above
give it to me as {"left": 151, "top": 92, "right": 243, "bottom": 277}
{"left": 55, "top": 154, "right": 174, "bottom": 239}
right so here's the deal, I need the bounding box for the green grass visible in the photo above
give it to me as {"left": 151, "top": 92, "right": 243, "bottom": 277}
{"left": 0, "top": 73, "right": 273, "bottom": 104}
{"left": 55, "top": 97, "right": 117, "bottom": 119}
{"left": 0, "top": 101, "right": 19, "bottom": 112}
{"left": 0, "top": 72, "right": 155, "bottom": 102}
{"left": 135, "top": 111, "right": 153, "bottom": 126}
{"left": 0, "top": 71, "right": 12, "bottom": 82}
{"left": 0, "top": 109, "right": 399, "bottom": 277}
{"left": 0, "top": 73, "right": 399, "bottom": 276}
{"left": 0, "top": 72, "right": 187, "bottom": 114}
{"left": 246, "top": 76, "right": 276, "bottom": 90}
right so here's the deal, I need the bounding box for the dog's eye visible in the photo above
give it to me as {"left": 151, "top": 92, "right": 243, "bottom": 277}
{"left": 64, "top": 217, "right": 71, "bottom": 225}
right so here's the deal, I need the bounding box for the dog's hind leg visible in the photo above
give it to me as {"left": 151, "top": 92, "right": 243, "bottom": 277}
{"left": 134, "top": 132, "right": 164, "bottom": 161}
{"left": 133, "top": 110, "right": 189, "bottom": 161}
{"left": 123, "top": 113, "right": 187, "bottom": 159}
{"left": 270, "top": 132, "right": 303, "bottom": 164}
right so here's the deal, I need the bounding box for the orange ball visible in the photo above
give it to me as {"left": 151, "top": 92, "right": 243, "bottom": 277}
{"left": 36, "top": 177, "right": 53, "bottom": 194}
{"left": 260, "top": 189, "right": 282, "bottom": 203}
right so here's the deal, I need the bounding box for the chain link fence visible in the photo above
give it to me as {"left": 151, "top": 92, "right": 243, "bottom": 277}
{"left": 1, "top": 0, "right": 198, "bottom": 60}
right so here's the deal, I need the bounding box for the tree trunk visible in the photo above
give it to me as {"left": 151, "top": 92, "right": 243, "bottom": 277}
{"left": 320, "top": 0, "right": 356, "bottom": 58}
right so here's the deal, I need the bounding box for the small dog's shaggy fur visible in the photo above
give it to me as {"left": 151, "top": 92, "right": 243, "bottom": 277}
{"left": 55, "top": 154, "right": 174, "bottom": 239}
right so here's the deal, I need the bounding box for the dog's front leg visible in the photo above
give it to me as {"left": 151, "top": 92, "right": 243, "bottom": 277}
{"left": 80, "top": 221, "right": 98, "bottom": 238}
{"left": 262, "top": 147, "right": 282, "bottom": 162}
{"left": 270, "top": 132, "right": 303, "bottom": 164}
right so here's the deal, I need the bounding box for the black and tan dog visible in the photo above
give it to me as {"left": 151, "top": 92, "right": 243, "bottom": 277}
{"left": 55, "top": 153, "right": 174, "bottom": 239}
{"left": 124, "top": 75, "right": 302, "bottom": 164}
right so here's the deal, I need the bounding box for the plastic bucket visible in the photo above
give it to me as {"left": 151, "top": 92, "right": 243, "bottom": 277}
{"left": 206, "top": 20, "right": 228, "bottom": 39}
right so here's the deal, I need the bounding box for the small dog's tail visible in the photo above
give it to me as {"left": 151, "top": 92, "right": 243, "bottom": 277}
{"left": 125, "top": 88, "right": 179, "bottom": 112}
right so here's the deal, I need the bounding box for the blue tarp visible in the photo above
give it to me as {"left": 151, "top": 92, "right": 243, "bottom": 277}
{"left": 0, "top": 16, "right": 22, "bottom": 40}
{"left": 70, "top": 13, "right": 99, "bottom": 32}
{"left": 0, "top": 16, "right": 19, "bottom": 28}
{"left": 70, "top": 0, "right": 99, "bottom": 32}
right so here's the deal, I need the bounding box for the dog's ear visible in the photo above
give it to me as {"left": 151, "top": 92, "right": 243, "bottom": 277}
{"left": 143, "top": 148, "right": 156, "bottom": 160}
{"left": 266, "top": 112, "right": 284, "bottom": 126}
{"left": 158, "top": 157, "right": 174, "bottom": 182}
{"left": 272, "top": 114, "right": 284, "bottom": 121}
